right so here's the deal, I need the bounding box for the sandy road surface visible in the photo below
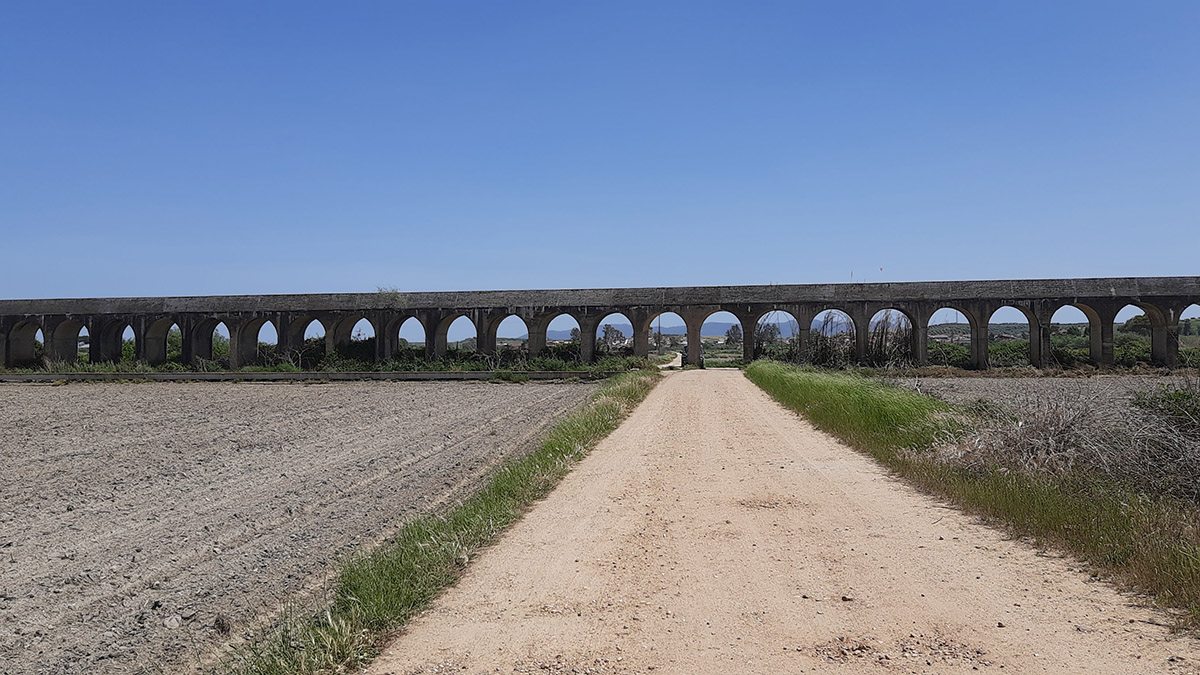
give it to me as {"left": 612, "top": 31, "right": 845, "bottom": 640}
{"left": 369, "top": 369, "right": 1200, "bottom": 674}
{"left": 0, "top": 380, "right": 595, "bottom": 674}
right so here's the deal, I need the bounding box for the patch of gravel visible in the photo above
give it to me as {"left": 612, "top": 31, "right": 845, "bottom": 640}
{"left": 0, "top": 380, "right": 597, "bottom": 674}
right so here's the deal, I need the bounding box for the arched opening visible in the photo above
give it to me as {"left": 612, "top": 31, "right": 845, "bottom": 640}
{"left": 595, "top": 313, "right": 633, "bottom": 357}
{"left": 440, "top": 316, "right": 477, "bottom": 355}
{"left": 927, "top": 307, "right": 971, "bottom": 367}
{"left": 78, "top": 326, "right": 90, "bottom": 362}
{"left": 1049, "top": 305, "right": 1097, "bottom": 367}
{"left": 646, "top": 311, "right": 685, "bottom": 359}
{"left": 332, "top": 317, "right": 376, "bottom": 362}
{"left": 700, "top": 310, "right": 744, "bottom": 366}
{"left": 986, "top": 306, "right": 1032, "bottom": 367}
{"left": 753, "top": 310, "right": 801, "bottom": 362}
{"left": 144, "top": 319, "right": 184, "bottom": 366}
{"left": 866, "top": 308, "right": 915, "bottom": 366}
{"left": 542, "top": 313, "right": 581, "bottom": 363}
{"left": 1180, "top": 304, "right": 1200, "bottom": 367}
{"left": 809, "top": 309, "right": 855, "bottom": 367}
{"left": 1114, "top": 304, "right": 1153, "bottom": 367}
{"left": 394, "top": 317, "right": 426, "bottom": 362}
{"left": 7, "top": 321, "right": 45, "bottom": 366}
{"left": 116, "top": 325, "right": 137, "bottom": 363}
{"left": 48, "top": 320, "right": 87, "bottom": 364}
{"left": 280, "top": 317, "right": 328, "bottom": 369}
{"left": 192, "top": 321, "right": 231, "bottom": 367}
{"left": 495, "top": 315, "right": 529, "bottom": 354}
{"left": 254, "top": 319, "right": 279, "bottom": 366}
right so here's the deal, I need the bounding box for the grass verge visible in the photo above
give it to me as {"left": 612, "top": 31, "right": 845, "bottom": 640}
{"left": 744, "top": 359, "right": 1200, "bottom": 625}
{"left": 219, "top": 370, "right": 659, "bottom": 675}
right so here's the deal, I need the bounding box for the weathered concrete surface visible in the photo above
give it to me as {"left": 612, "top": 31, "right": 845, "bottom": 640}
{"left": 2, "top": 276, "right": 1197, "bottom": 368}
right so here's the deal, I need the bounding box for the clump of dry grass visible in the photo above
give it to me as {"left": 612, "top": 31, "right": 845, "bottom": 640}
{"left": 936, "top": 381, "right": 1200, "bottom": 500}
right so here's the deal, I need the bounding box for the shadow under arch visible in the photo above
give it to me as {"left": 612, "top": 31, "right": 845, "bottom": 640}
{"left": 143, "top": 318, "right": 186, "bottom": 365}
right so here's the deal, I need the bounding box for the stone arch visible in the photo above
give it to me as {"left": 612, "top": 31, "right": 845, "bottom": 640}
{"left": 595, "top": 312, "right": 634, "bottom": 356}
{"left": 985, "top": 305, "right": 1035, "bottom": 368}
{"left": 1049, "top": 303, "right": 1102, "bottom": 366}
{"left": 391, "top": 316, "right": 427, "bottom": 359}
{"left": 191, "top": 319, "right": 231, "bottom": 365}
{"left": 866, "top": 308, "right": 917, "bottom": 366}
{"left": 925, "top": 306, "right": 975, "bottom": 368}
{"left": 92, "top": 321, "right": 137, "bottom": 364}
{"left": 47, "top": 319, "right": 88, "bottom": 363}
{"left": 809, "top": 308, "right": 856, "bottom": 366}
{"left": 330, "top": 316, "right": 378, "bottom": 361}
{"left": 495, "top": 315, "right": 530, "bottom": 348}
{"left": 751, "top": 309, "right": 801, "bottom": 362}
{"left": 1112, "top": 302, "right": 1164, "bottom": 367}
{"left": 539, "top": 312, "right": 582, "bottom": 362}
{"left": 693, "top": 309, "right": 744, "bottom": 366}
{"left": 232, "top": 316, "right": 276, "bottom": 367}
{"left": 643, "top": 310, "right": 687, "bottom": 358}
{"left": 435, "top": 315, "right": 478, "bottom": 356}
{"left": 6, "top": 320, "right": 44, "bottom": 366}
{"left": 144, "top": 318, "right": 183, "bottom": 365}
{"left": 280, "top": 317, "right": 329, "bottom": 368}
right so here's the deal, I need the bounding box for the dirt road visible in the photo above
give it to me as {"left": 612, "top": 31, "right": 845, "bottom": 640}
{"left": 369, "top": 369, "right": 1200, "bottom": 674}
{"left": 0, "top": 380, "right": 595, "bottom": 674}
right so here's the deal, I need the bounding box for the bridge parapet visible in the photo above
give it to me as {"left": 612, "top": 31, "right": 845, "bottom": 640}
{"left": 1, "top": 276, "right": 1197, "bottom": 369}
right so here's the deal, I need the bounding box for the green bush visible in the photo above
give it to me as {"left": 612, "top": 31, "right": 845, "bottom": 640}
{"left": 927, "top": 343, "right": 969, "bottom": 368}
{"left": 987, "top": 340, "right": 1029, "bottom": 367}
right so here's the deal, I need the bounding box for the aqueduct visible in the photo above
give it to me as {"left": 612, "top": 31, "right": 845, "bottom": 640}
{"left": 1, "top": 276, "right": 1197, "bottom": 369}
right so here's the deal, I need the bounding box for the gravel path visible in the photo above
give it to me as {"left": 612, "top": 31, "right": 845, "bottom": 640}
{"left": 367, "top": 370, "right": 1199, "bottom": 674}
{"left": 0, "top": 380, "right": 596, "bottom": 674}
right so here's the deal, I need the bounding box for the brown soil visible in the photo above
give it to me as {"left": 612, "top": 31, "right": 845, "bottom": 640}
{"left": 367, "top": 369, "right": 1200, "bottom": 674}
{"left": 0, "top": 380, "right": 596, "bottom": 674}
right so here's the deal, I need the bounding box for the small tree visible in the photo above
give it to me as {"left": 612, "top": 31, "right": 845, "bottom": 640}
{"left": 569, "top": 326, "right": 581, "bottom": 342}
{"left": 725, "top": 324, "right": 742, "bottom": 346}
{"left": 1123, "top": 314, "right": 1152, "bottom": 336}
{"left": 601, "top": 324, "right": 625, "bottom": 348}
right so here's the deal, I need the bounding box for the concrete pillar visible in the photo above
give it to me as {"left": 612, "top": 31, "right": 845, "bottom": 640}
{"left": 179, "top": 320, "right": 197, "bottom": 365}
{"left": 228, "top": 321, "right": 253, "bottom": 369}
{"left": 970, "top": 319, "right": 989, "bottom": 370}
{"left": 850, "top": 309, "right": 869, "bottom": 363}
{"left": 477, "top": 316, "right": 498, "bottom": 355}
{"left": 526, "top": 320, "right": 547, "bottom": 356}
{"left": 579, "top": 317, "right": 599, "bottom": 363}
{"left": 1093, "top": 304, "right": 1117, "bottom": 367}
{"left": 1162, "top": 305, "right": 1185, "bottom": 367}
{"left": 685, "top": 315, "right": 703, "bottom": 366}
{"left": 912, "top": 321, "right": 929, "bottom": 366}
{"left": 374, "top": 317, "right": 390, "bottom": 362}
{"left": 633, "top": 319, "right": 650, "bottom": 358}
{"left": 734, "top": 312, "right": 756, "bottom": 363}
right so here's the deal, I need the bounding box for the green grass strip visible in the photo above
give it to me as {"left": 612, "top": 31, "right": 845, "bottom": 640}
{"left": 220, "top": 370, "right": 660, "bottom": 674}
{"left": 744, "top": 359, "right": 1200, "bottom": 625}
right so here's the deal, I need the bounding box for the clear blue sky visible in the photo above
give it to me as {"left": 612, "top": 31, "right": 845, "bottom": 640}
{"left": 3, "top": 1, "right": 1198, "bottom": 309}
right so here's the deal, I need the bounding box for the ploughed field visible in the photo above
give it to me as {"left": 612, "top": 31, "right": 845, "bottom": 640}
{"left": 0, "top": 380, "right": 596, "bottom": 674}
